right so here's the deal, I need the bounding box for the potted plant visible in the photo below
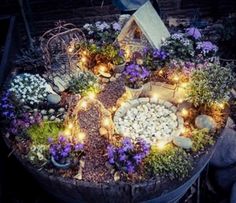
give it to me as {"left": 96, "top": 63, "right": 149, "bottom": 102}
{"left": 49, "top": 135, "right": 84, "bottom": 169}
{"left": 123, "top": 63, "right": 150, "bottom": 99}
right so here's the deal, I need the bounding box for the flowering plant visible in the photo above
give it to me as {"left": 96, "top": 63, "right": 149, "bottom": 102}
{"left": 161, "top": 33, "right": 195, "bottom": 61}
{"left": 187, "top": 63, "right": 235, "bottom": 106}
{"left": 0, "top": 91, "right": 17, "bottom": 119}
{"left": 123, "top": 64, "right": 150, "bottom": 89}
{"left": 143, "top": 48, "right": 169, "bottom": 70}
{"left": 196, "top": 41, "right": 218, "bottom": 58}
{"left": 83, "top": 21, "right": 121, "bottom": 45}
{"left": 107, "top": 138, "right": 150, "bottom": 174}
{"left": 9, "top": 73, "right": 52, "bottom": 106}
{"left": 49, "top": 135, "right": 84, "bottom": 165}
{"left": 186, "top": 27, "right": 202, "bottom": 40}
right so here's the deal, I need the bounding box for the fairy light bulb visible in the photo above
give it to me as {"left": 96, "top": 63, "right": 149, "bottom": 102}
{"left": 88, "top": 92, "right": 96, "bottom": 100}
{"left": 102, "top": 117, "right": 110, "bottom": 127}
{"left": 173, "top": 75, "right": 179, "bottom": 82}
{"left": 77, "top": 132, "right": 86, "bottom": 142}
{"left": 64, "top": 128, "right": 71, "bottom": 136}
{"left": 80, "top": 101, "right": 87, "bottom": 109}
{"left": 68, "top": 46, "right": 74, "bottom": 53}
{"left": 81, "top": 57, "right": 87, "bottom": 63}
{"left": 181, "top": 108, "right": 188, "bottom": 117}
{"left": 157, "top": 141, "right": 166, "bottom": 150}
{"left": 68, "top": 122, "right": 73, "bottom": 129}
{"left": 159, "top": 69, "right": 164, "bottom": 75}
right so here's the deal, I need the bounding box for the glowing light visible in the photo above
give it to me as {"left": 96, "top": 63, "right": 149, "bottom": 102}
{"left": 112, "top": 106, "right": 117, "bottom": 112}
{"left": 102, "top": 117, "right": 111, "bottom": 127}
{"left": 64, "top": 128, "right": 71, "bottom": 136}
{"left": 77, "top": 132, "right": 86, "bottom": 142}
{"left": 151, "top": 92, "right": 159, "bottom": 101}
{"left": 159, "top": 70, "right": 164, "bottom": 75}
{"left": 83, "top": 50, "right": 87, "bottom": 55}
{"left": 81, "top": 57, "right": 87, "bottom": 63}
{"left": 157, "top": 141, "right": 166, "bottom": 150}
{"left": 99, "top": 65, "right": 107, "bottom": 73}
{"left": 80, "top": 101, "right": 87, "bottom": 109}
{"left": 68, "top": 122, "right": 73, "bottom": 129}
{"left": 173, "top": 75, "right": 179, "bottom": 82}
{"left": 181, "top": 108, "right": 188, "bottom": 117}
{"left": 180, "top": 82, "right": 188, "bottom": 88}
{"left": 68, "top": 47, "right": 74, "bottom": 53}
{"left": 177, "top": 98, "right": 183, "bottom": 103}
{"left": 217, "top": 102, "right": 225, "bottom": 109}
{"left": 88, "top": 92, "right": 96, "bottom": 100}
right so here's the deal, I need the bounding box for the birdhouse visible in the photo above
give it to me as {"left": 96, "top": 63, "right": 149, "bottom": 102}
{"left": 117, "top": 1, "right": 170, "bottom": 60}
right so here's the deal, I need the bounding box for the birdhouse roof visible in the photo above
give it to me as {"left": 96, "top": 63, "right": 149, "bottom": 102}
{"left": 117, "top": 1, "right": 170, "bottom": 48}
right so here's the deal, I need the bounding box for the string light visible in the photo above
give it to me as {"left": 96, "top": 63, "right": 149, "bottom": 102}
{"left": 157, "top": 141, "right": 166, "bottom": 150}
{"left": 80, "top": 101, "right": 87, "bottom": 109}
{"left": 159, "top": 69, "right": 164, "bottom": 75}
{"left": 102, "top": 117, "right": 110, "bottom": 127}
{"left": 173, "top": 75, "right": 179, "bottom": 82}
{"left": 88, "top": 92, "right": 96, "bottom": 100}
{"left": 77, "top": 132, "right": 86, "bottom": 142}
{"left": 81, "top": 57, "right": 87, "bottom": 63}
{"left": 151, "top": 92, "right": 159, "bottom": 101}
{"left": 180, "top": 82, "right": 188, "bottom": 88}
{"left": 64, "top": 128, "right": 71, "bottom": 136}
{"left": 68, "top": 46, "right": 74, "bottom": 53}
{"left": 217, "top": 102, "right": 225, "bottom": 109}
{"left": 68, "top": 122, "right": 73, "bottom": 129}
{"left": 180, "top": 108, "right": 188, "bottom": 117}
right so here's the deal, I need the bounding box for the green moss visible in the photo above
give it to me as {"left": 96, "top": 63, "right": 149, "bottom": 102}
{"left": 27, "top": 121, "right": 62, "bottom": 145}
{"left": 145, "top": 145, "right": 193, "bottom": 180}
{"left": 191, "top": 128, "right": 214, "bottom": 152}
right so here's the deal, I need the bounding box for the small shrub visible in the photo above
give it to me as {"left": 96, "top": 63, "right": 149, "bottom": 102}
{"left": 27, "top": 121, "right": 62, "bottom": 145}
{"left": 68, "top": 71, "right": 100, "bottom": 95}
{"left": 191, "top": 128, "right": 214, "bottom": 152}
{"left": 187, "top": 63, "right": 235, "bottom": 107}
{"left": 145, "top": 145, "right": 193, "bottom": 180}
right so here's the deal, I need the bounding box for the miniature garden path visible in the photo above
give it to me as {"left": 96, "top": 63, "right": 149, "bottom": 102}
{"left": 98, "top": 77, "right": 125, "bottom": 109}
{"left": 78, "top": 105, "right": 113, "bottom": 182}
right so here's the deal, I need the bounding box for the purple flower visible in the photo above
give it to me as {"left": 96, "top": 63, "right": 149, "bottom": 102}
{"left": 186, "top": 27, "right": 201, "bottom": 40}
{"left": 75, "top": 143, "right": 84, "bottom": 151}
{"left": 112, "top": 22, "right": 121, "bottom": 31}
{"left": 107, "top": 138, "right": 150, "bottom": 174}
{"left": 153, "top": 49, "right": 168, "bottom": 60}
{"left": 196, "top": 41, "right": 218, "bottom": 56}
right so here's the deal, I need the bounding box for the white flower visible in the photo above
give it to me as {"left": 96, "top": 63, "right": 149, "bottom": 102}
{"left": 112, "top": 22, "right": 121, "bottom": 31}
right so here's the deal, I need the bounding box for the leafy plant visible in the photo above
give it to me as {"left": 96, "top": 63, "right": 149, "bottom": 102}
{"left": 107, "top": 138, "right": 150, "bottom": 174}
{"left": 187, "top": 63, "right": 235, "bottom": 107}
{"left": 14, "top": 42, "right": 45, "bottom": 70}
{"left": 145, "top": 145, "right": 193, "bottom": 180}
{"left": 68, "top": 71, "right": 100, "bottom": 95}
{"left": 191, "top": 128, "right": 214, "bottom": 152}
{"left": 27, "top": 121, "right": 62, "bottom": 145}
{"left": 28, "top": 144, "right": 49, "bottom": 165}
{"left": 161, "top": 33, "right": 195, "bottom": 61}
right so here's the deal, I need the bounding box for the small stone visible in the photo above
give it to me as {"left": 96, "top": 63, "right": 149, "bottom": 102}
{"left": 48, "top": 109, "right": 55, "bottom": 114}
{"left": 114, "top": 171, "right": 120, "bottom": 181}
{"left": 55, "top": 118, "right": 61, "bottom": 122}
{"left": 110, "top": 77, "right": 116, "bottom": 82}
{"left": 99, "top": 127, "right": 108, "bottom": 136}
{"left": 33, "top": 109, "right": 38, "bottom": 113}
{"left": 50, "top": 116, "right": 56, "bottom": 121}
{"left": 41, "top": 110, "right": 47, "bottom": 115}
{"left": 47, "top": 94, "right": 61, "bottom": 105}
{"left": 58, "top": 107, "right": 65, "bottom": 113}
{"left": 195, "top": 115, "right": 216, "bottom": 130}
{"left": 173, "top": 136, "right": 192, "bottom": 149}
{"left": 23, "top": 105, "right": 31, "bottom": 110}
{"left": 43, "top": 116, "right": 48, "bottom": 120}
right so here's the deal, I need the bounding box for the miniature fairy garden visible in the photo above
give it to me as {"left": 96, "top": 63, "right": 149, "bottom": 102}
{"left": 0, "top": 3, "right": 236, "bottom": 202}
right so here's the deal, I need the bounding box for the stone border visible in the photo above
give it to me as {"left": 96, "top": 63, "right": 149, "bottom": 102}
{"left": 113, "top": 97, "right": 184, "bottom": 144}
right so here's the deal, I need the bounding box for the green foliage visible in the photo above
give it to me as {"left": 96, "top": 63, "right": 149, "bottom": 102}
{"left": 187, "top": 63, "right": 235, "bottom": 107}
{"left": 100, "top": 44, "right": 124, "bottom": 65}
{"left": 145, "top": 145, "right": 193, "bottom": 180}
{"left": 191, "top": 128, "right": 214, "bottom": 152}
{"left": 68, "top": 71, "right": 100, "bottom": 95}
{"left": 27, "top": 121, "right": 62, "bottom": 145}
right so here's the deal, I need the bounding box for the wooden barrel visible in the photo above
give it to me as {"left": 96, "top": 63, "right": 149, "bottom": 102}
{"left": 3, "top": 134, "right": 222, "bottom": 203}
